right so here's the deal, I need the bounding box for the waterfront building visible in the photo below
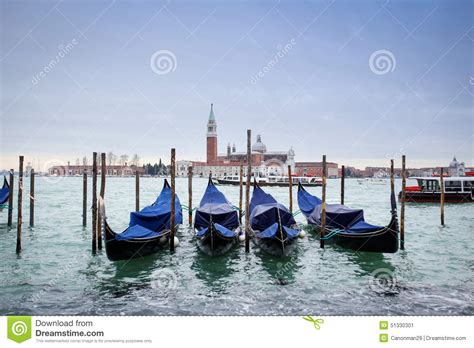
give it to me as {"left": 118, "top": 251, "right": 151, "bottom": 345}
{"left": 191, "top": 104, "right": 297, "bottom": 177}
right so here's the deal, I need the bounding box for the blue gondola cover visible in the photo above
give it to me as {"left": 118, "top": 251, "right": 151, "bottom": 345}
{"left": 250, "top": 184, "right": 296, "bottom": 233}
{"left": 297, "top": 186, "right": 383, "bottom": 232}
{"left": 0, "top": 177, "right": 9, "bottom": 205}
{"left": 115, "top": 224, "right": 164, "bottom": 241}
{"left": 255, "top": 222, "right": 300, "bottom": 239}
{"left": 128, "top": 180, "right": 183, "bottom": 232}
{"left": 194, "top": 180, "right": 239, "bottom": 235}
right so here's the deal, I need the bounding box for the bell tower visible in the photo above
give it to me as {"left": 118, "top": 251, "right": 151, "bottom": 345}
{"left": 206, "top": 103, "right": 218, "bottom": 163}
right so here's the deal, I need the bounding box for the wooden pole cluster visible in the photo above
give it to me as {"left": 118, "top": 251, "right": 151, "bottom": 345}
{"left": 92, "top": 152, "right": 98, "bottom": 253}
{"left": 82, "top": 169, "right": 87, "bottom": 227}
{"left": 239, "top": 162, "right": 243, "bottom": 224}
{"left": 440, "top": 168, "right": 445, "bottom": 226}
{"left": 188, "top": 166, "right": 193, "bottom": 225}
{"left": 400, "top": 155, "right": 406, "bottom": 250}
{"left": 17, "top": 156, "right": 24, "bottom": 253}
{"left": 98, "top": 152, "right": 106, "bottom": 250}
{"left": 340, "top": 165, "right": 345, "bottom": 205}
{"left": 29, "top": 169, "right": 35, "bottom": 227}
{"left": 170, "top": 148, "right": 176, "bottom": 252}
{"left": 245, "top": 130, "right": 252, "bottom": 253}
{"left": 135, "top": 171, "right": 140, "bottom": 212}
{"left": 8, "top": 169, "right": 14, "bottom": 226}
{"left": 288, "top": 165, "right": 293, "bottom": 213}
{"left": 320, "top": 155, "right": 327, "bottom": 249}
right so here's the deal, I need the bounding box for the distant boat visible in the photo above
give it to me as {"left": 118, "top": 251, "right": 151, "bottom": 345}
{"left": 298, "top": 183, "right": 399, "bottom": 253}
{"left": 401, "top": 176, "right": 474, "bottom": 203}
{"left": 249, "top": 181, "right": 300, "bottom": 256}
{"left": 217, "top": 175, "right": 322, "bottom": 187}
{"left": 194, "top": 177, "right": 241, "bottom": 256}
{"left": 357, "top": 178, "right": 386, "bottom": 185}
{"left": 99, "top": 179, "right": 183, "bottom": 261}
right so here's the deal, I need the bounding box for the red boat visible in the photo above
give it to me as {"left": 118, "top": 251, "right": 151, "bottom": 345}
{"left": 399, "top": 177, "right": 474, "bottom": 203}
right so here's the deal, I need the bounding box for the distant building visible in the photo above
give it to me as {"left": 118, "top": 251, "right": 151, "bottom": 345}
{"left": 48, "top": 164, "right": 144, "bottom": 176}
{"left": 448, "top": 156, "right": 466, "bottom": 176}
{"left": 176, "top": 160, "right": 193, "bottom": 177}
{"left": 294, "top": 162, "right": 338, "bottom": 178}
{"left": 191, "top": 104, "right": 296, "bottom": 177}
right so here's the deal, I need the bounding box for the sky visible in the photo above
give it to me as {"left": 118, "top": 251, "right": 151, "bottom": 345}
{"left": 1, "top": 0, "right": 473, "bottom": 171}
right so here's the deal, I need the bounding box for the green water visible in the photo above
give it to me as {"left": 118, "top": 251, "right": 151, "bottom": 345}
{"left": 0, "top": 177, "right": 472, "bottom": 315}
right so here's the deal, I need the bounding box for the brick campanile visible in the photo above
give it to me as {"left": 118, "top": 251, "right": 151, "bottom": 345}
{"left": 206, "top": 103, "right": 218, "bottom": 163}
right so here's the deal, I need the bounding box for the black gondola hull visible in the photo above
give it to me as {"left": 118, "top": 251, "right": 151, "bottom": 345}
{"left": 251, "top": 227, "right": 299, "bottom": 257}
{"left": 196, "top": 226, "right": 238, "bottom": 256}
{"left": 309, "top": 215, "right": 399, "bottom": 253}
{"left": 103, "top": 220, "right": 170, "bottom": 261}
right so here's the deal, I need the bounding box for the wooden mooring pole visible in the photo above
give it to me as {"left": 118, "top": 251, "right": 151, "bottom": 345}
{"left": 170, "top": 148, "right": 176, "bottom": 252}
{"left": 98, "top": 152, "right": 106, "bottom": 250}
{"left": 92, "top": 152, "right": 97, "bottom": 253}
{"left": 341, "top": 165, "right": 345, "bottom": 205}
{"left": 82, "top": 169, "right": 87, "bottom": 227}
{"left": 400, "top": 155, "right": 406, "bottom": 250}
{"left": 29, "top": 168, "right": 35, "bottom": 227}
{"left": 320, "top": 155, "right": 327, "bottom": 249}
{"left": 390, "top": 159, "right": 395, "bottom": 200}
{"left": 440, "top": 168, "right": 445, "bottom": 226}
{"left": 17, "top": 156, "right": 24, "bottom": 253}
{"left": 8, "top": 169, "right": 14, "bottom": 226}
{"left": 188, "top": 166, "right": 193, "bottom": 225}
{"left": 288, "top": 165, "right": 293, "bottom": 213}
{"left": 245, "top": 130, "right": 252, "bottom": 253}
{"left": 135, "top": 171, "right": 140, "bottom": 212}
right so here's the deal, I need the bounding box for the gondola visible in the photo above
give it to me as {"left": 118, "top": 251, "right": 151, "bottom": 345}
{"left": 249, "top": 181, "right": 300, "bottom": 256}
{"left": 99, "top": 179, "right": 183, "bottom": 261}
{"left": 194, "top": 177, "right": 241, "bottom": 256}
{"left": 297, "top": 183, "right": 399, "bottom": 253}
{"left": 0, "top": 177, "right": 9, "bottom": 212}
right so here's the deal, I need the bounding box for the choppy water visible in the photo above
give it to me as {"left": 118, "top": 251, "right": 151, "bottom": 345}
{"left": 0, "top": 176, "right": 472, "bottom": 316}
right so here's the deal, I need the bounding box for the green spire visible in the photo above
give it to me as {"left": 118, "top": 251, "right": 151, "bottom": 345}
{"left": 208, "top": 103, "right": 216, "bottom": 122}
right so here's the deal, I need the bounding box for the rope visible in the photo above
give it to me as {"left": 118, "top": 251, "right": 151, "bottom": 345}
{"left": 320, "top": 228, "right": 342, "bottom": 240}
{"left": 292, "top": 209, "right": 302, "bottom": 217}
{"left": 181, "top": 205, "right": 197, "bottom": 212}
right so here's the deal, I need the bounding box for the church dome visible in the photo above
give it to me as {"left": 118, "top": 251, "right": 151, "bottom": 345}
{"left": 449, "top": 156, "right": 458, "bottom": 168}
{"left": 252, "top": 135, "right": 267, "bottom": 153}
